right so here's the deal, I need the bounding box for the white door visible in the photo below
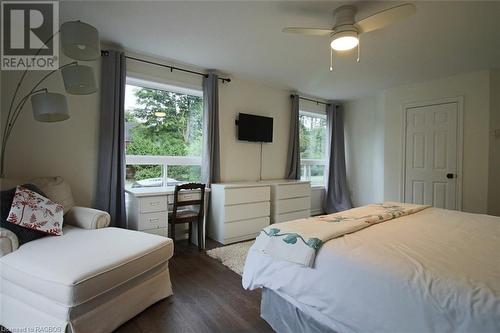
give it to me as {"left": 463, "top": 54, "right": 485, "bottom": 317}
{"left": 404, "top": 102, "right": 459, "bottom": 209}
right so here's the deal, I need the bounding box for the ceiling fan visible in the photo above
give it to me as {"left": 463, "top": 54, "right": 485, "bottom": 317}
{"left": 283, "top": 3, "right": 416, "bottom": 70}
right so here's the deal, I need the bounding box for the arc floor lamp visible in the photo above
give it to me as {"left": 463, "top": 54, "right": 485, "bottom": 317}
{"left": 1, "top": 20, "right": 101, "bottom": 178}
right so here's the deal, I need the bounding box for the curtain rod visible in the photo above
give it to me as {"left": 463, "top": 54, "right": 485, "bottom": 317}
{"left": 101, "top": 50, "right": 231, "bottom": 83}
{"left": 290, "top": 94, "right": 329, "bottom": 106}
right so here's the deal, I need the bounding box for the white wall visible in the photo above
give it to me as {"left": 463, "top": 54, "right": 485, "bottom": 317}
{"left": 344, "top": 96, "right": 384, "bottom": 206}
{"left": 299, "top": 98, "right": 327, "bottom": 115}
{"left": 488, "top": 69, "right": 500, "bottom": 216}
{"left": 1, "top": 49, "right": 293, "bottom": 206}
{"left": 382, "top": 70, "right": 491, "bottom": 214}
{"left": 344, "top": 70, "right": 496, "bottom": 214}
{"left": 373, "top": 94, "right": 385, "bottom": 203}
{"left": 1, "top": 54, "right": 101, "bottom": 207}
{"left": 219, "top": 79, "right": 290, "bottom": 182}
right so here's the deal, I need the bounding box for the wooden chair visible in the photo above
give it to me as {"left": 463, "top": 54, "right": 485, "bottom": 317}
{"left": 168, "top": 183, "right": 206, "bottom": 251}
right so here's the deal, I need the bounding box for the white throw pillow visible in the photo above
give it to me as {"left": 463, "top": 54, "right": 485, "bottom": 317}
{"left": 30, "top": 176, "right": 75, "bottom": 215}
{"left": 7, "top": 186, "right": 64, "bottom": 236}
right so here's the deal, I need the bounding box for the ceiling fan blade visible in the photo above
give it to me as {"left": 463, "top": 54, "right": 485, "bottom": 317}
{"left": 355, "top": 3, "right": 416, "bottom": 33}
{"left": 282, "top": 27, "right": 333, "bottom": 36}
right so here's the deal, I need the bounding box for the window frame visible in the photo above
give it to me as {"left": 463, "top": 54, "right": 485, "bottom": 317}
{"left": 299, "top": 110, "right": 328, "bottom": 187}
{"left": 126, "top": 75, "right": 203, "bottom": 97}
{"left": 124, "top": 76, "right": 204, "bottom": 189}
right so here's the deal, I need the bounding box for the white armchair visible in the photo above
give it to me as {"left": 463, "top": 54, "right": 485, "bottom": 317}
{"left": 0, "top": 228, "right": 18, "bottom": 256}
{"left": 65, "top": 206, "right": 111, "bottom": 229}
{"left": 0, "top": 206, "right": 110, "bottom": 257}
{"left": 0, "top": 176, "right": 110, "bottom": 257}
{"left": 0, "top": 176, "right": 173, "bottom": 333}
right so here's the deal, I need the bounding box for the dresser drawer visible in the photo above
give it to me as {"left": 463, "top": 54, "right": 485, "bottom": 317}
{"left": 138, "top": 211, "right": 166, "bottom": 230}
{"left": 142, "top": 227, "right": 168, "bottom": 237}
{"left": 274, "top": 209, "right": 310, "bottom": 224}
{"left": 224, "top": 217, "right": 269, "bottom": 239}
{"left": 139, "top": 196, "right": 167, "bottom": 213}
{"left": 167, "top": 191, "right": 202, "bottom": 204}
{"left": 274, "top": 197, "right": 311, "bottom": 214}
{"left": 275, "top": 183, "right": 310, "bottom": 200}
{"left": 224, "top": 201, "right": 270, "bottom": 222}
{"left": 224, "top": 186, "right": 270, "bottom": 205}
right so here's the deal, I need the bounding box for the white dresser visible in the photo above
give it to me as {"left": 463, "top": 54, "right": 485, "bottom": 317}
{"left": 208, "top": 180, "right": 311, "bottom": 244}
{"left": 208, "top": 183, "right": 271, "bottom": 245}
{"left": 268, "top": 180, "right": 311, "bottom": 224}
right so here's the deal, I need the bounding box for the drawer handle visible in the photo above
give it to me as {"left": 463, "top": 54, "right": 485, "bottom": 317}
{"left": 149, "top": 218, "right": 160, "bottom": 223}
{"left": 149, "top": 202, "right": 160, "bottom": 206}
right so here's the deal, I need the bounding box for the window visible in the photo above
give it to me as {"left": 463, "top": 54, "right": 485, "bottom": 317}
{"left": 124, "top": 78, "right": 203, "bottom": 188}
{"left": 299, "top": 111, "right": 327, "bottom": 186}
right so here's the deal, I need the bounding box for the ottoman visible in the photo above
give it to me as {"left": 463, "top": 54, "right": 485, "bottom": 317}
{"left": 0, "top": 226, "right": 174, "bottom": 333}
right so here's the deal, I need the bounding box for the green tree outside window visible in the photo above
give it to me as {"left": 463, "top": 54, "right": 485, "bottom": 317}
{"left": 125, "top": 85, "right": 203, "bottom": 184}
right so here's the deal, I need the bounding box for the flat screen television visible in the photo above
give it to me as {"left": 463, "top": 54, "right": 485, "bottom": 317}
{"left": 237, "top": 113, "right": 273, "bottom": 143}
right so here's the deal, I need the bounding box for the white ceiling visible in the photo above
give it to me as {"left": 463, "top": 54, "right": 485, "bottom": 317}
{"left": 61, "top": 1, "right": 500, "bottom": 100}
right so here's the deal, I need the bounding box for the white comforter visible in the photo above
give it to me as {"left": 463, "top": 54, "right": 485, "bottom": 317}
{"left": 254, "top": 202, "right": 429, "bottom": 267}
{"left": 242, "top": 208, "right": 500, "bottom": 333}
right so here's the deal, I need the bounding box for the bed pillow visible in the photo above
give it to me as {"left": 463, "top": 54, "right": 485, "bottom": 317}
{"left": 0, "top": 184, "right": 48, "bottom": 245}
{"left": 7, "top": 186, "right": 64, "bottom": 236}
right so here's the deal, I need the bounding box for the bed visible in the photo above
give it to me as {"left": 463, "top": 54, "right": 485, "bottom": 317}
{"left": 242, "top": 206, "right": 500, "bottom": 333}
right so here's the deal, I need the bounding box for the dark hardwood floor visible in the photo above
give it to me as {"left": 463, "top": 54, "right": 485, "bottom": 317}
{"left": 115, "top": 239, "right": 274, "bottom": 333}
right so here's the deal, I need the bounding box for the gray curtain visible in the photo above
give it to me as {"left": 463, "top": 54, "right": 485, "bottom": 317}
{"left": 286, "top": 94, "right": 300, "bottom": 180}
{"left": 95, "top": 50, "right": 126, "bottom": 227}
{"left": 324, "top": 103, "right": 353, "bottom": 213}
{"left": 201, "top": 73, "right": 220, "bottom": 186}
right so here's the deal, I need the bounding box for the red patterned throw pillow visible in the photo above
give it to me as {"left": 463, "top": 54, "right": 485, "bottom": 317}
{"left": 7, "top": 186, "right": 64, "bottom": 236}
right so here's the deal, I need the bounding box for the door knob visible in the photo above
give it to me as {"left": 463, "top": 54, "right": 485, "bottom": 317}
{"left": 446, "top": 173, "right": 456, "bottom": 179}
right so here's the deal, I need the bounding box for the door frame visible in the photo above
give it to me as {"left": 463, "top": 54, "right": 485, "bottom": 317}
{"left": 400, "top": 96, "right": 464, "bottom": 210}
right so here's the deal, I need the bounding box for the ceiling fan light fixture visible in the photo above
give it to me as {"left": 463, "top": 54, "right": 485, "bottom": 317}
{"left": 330, "top": 31, "right": 359, "bottom": 51}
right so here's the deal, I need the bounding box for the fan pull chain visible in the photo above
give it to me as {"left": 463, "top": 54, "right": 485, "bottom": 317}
{"left": 330, "top": 48, "right": 334, "bottom": 71}
{"left": 357, "top": 36, "right": 361, "bottom": 63}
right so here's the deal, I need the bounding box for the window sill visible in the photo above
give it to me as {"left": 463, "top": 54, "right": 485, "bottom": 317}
{"left": 311, "top": 185, "right": 325, "bottom": 190}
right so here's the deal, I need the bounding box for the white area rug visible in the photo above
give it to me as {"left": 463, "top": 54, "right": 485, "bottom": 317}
{"left": 206, "top": 241, "right": 254, "bottom": 276}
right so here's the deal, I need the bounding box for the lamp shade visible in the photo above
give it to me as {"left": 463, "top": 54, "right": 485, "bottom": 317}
{"left": 61, "top": 64, "right": 97, "bottom": 95}
{"left": 31, "top": 92, "right": 69, "bottom": 122}
{"left": 60, "top": 21, "right": 100, "bottom": 60}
